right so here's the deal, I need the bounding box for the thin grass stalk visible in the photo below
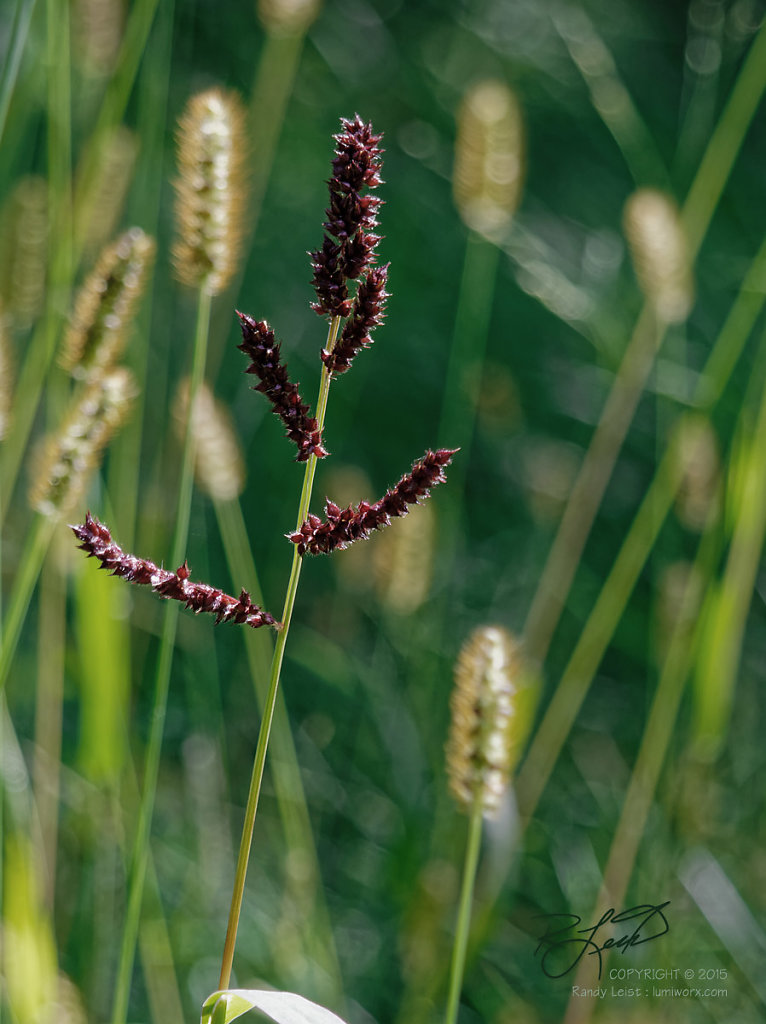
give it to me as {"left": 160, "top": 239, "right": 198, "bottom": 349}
{"left": 0, "top": 516, "right": 57, "bottom": 694}
{"left": 0, "top": 0, "right": 39, "bottom": 147}
{"left": 33, "top": 552, "right": 67, "bottom": 911}
{"left": 214, "top": 495, "right": 343, "bottom": 998}
{"left": 552, "top": 6, "right": 669, "bottom": 188}
{"left": 217, "top": 314, "right": 341, "bottom": 991}
{"left": 437, "top": 233, "right": 500, "bottom": 547}
{"left": 46, "top": 0, "right": 72, "bottom": 308}
{"left": 515, "top": 227, "right": 766, "bottom": 825}
{"left": 107, "top": 2, "right": 173, "bottom": 547}
{"left": 110, "top": 288, "right": 212, "bottom": 1024}
{"left": 444, "top": 797, "right": 484, "bottom": 1024}
{"left": 562, "top": 519, "right": 720, "bottom": 1024}
{"left": 522, "top": 18, "right": 766, "bottom": 666}
{"left": 560, "top": 337, "right": 766, "bottom": 1023}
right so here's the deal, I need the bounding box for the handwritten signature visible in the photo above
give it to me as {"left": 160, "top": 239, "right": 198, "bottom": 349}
{"left": 534, "top": 902, "right": 670, "bottom": 979}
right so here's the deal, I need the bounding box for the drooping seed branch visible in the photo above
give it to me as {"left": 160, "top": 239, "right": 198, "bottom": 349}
{"left": 72, "top": 512, "right": 279, "bottom": 629}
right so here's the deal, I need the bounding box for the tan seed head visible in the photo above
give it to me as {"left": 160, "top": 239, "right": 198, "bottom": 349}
{"left": 30, "top": 367, "right": 138, "bottom": 518}
{"left": 172, "top": 88, "right": 249, "bottom": 296}
{"left": 623, "top": 188, "right": 694, "bottom": 323}
{"left": 446, "top": 625, "right": 531, "bottom": 818}
{"left": 453, "top": 80, "right": 524, "bottom": 241}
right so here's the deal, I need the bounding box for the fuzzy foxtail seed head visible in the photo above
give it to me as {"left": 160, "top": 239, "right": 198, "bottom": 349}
{"left": 172, "top": 88, "right": 249, "bottom": 296}
{"left": 446, "top": 626, "right": 532, "bottom": 818}
{"left": 453, "top": 80, "right": 524, "bottom": 242}
{"left": 60, "top": 227, "right": 156, "bottom": 379}
{"left": 30, "top": 368, "right": 138, "bottom": 519}
{"left": 623, "top": 188, "right": 694, "bottom": 324}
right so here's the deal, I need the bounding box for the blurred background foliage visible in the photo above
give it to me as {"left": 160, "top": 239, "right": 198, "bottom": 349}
{"left": 1, "top": 0, "right": 766, "bottom": 1022}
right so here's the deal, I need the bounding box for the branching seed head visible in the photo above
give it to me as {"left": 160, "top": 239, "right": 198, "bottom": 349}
{"left": 446, "top": 625, "right": 530, "bottom": 818}
{"left": 30, "top": 368, "right": 137, "bottom": 519}
{"left": 454, "top": 80, "right": 524, "bottom": 241}
{"left": 60, "top": 227, "right": 156, "bottom": 379}
{"left": 173, "top": 88, "right": 249, "bottom": 296}
{"left": 623, "top": 188, "right": 694, "bottom": 324}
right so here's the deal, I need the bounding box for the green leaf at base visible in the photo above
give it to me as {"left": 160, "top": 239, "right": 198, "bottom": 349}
{"left": 201, "top": 989, "right": 351, "bottom": 1024}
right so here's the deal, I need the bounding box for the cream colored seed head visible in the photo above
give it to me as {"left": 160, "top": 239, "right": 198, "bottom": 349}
{"left": 173, "top": 88, "right": 249, "bottom": 296}
{"left": 0, "top": 175, "right": 48, "bottom": 328}
{"left": 672, "top": 413, "right": 720, "bottom": 532}
{"left": 30, "top": 367, "right": 137, "bottom": 518}
{"left": 446, "top": 625, "right": 525, "bottom": 818}
{"left": 81, "top": 125, "right": 139, "bottom": 258}
{"left": 373, "top": 501, "right": 434, "bottom": 613}
{"left": 173, "top": 378, "right": 245, "bottom": 501}
{"left": 454, "top": 80, "right": 524, "bottom": 241}
{"left": 623, "top": 188, "right": 694, "bottom": 323}
{"left": 258, "top": 0, "right": 321, "bottom": 35}
{"left": 60, "top": 227, "right": 155, "bottom": 379}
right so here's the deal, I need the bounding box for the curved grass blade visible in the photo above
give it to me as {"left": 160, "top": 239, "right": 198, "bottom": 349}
{"left": 201, "top": 989, "right": 350, "bottom": 1024}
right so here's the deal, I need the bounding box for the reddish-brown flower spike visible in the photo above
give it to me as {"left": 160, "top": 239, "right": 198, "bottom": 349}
{"left": 311, "top": 115, "right": 384, "bottom": 317}
{"left": 322, "top": 264, "right": 389, "bottom": 375}
{"left": 289, "top": 448, "right": 458, "bottom": 555}
{"left": 71, "top": 512, "right": 280, "bottom": 629}
{"left": 237, "top": 312, "right": 328, "bottom": 461}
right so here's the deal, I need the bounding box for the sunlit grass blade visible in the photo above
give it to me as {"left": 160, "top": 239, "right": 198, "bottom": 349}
{"left": 523, "top": 15, "right": 766, "bottom": 667}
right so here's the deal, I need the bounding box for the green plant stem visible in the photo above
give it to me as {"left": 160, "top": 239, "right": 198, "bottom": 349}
{"left": 217, "top": 315, "right": 341, "bottom": 992}
{"left": 444, "top": 798, "right": 484, "bottom": 1024}
{"left": 214, "top": 496, "right": 343, "bottom": 998}
{"left": 110, "top": 287, "right": 212, "bottom": 1024}
{"left": 0, "top": 515, "right": 56, "bottom": 696}
{"left": 0, "top": 0, "right": 39, "bottom": 148}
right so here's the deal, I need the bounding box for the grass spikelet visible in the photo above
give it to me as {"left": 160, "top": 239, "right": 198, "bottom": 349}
{"left": 80, "top": 125, "right": 139, "bottom": 257}
{"left": 446, "top": 625, "right": 526, "bottom": 818}
{"left": 623, "top": 188, "right": 694, "bottom": 323}
{"left": 172, "top": 88, "right": 249, "bottom": 296}
{"left": 59, "top": 227, "right": 156, "bottom": 379}
{"left": 30, "top": 367, "right": 138, "bottom": 518}
{"left": 173, "top": 377, "right": 246, "bottom": 501}
{"left": 258, "top": 0, "right": 321, "bottom": 35}
{"left": 0, "top": 175, "right": 48, "bottom": 328}
{"left": 453, "top": 80, "right": 524, "bottom": 241}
